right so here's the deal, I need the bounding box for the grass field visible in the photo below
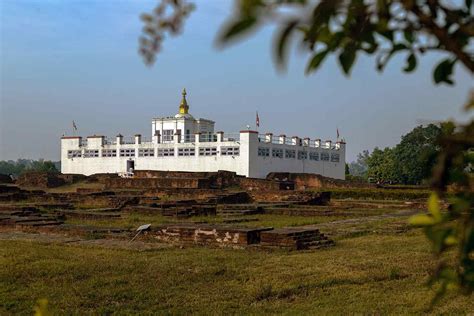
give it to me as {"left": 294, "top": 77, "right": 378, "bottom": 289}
{"left": 1, "top": 227, "right": 473, "bottom": 314}
{"left": 1, "top": 183, "right": 473, "bottom": 314}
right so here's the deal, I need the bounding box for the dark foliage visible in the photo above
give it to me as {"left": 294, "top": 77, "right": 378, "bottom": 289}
{"left": 0, "top": 159, "right": 60, "bottom": 177}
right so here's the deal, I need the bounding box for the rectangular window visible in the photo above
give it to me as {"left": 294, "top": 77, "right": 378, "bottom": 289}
{"left": 178, "top": 147, "right": 195, "bottom": 156}
{"left": 102, "top": 149, "right": 117, "bottom": 157}
{"left": 162, "top": 129, "right": 174, "bottom": 142}
{"left": 258, "top": 147, "right": 270, "bottom": 157}
{"left": 298, "top": 150, "right": 308, "bottom": 160}
{"left": 272, "top": 148, "right": 283, "bottom": 158}
{"left": 321, "top": 152, "right": 330, "bottom": 161}
{"left": 331, "top": 153, "right": 340, "bottom": 162}
{"left": 83, "top": 149, "right": 99, "bottom": 158}
{"left": 285, "top": 149, "right": 296, "bottom": 159}
{"left": 157, "top": 148, "right": 174, "bottom": 157}
{"left": 67, "top": 150, "right": 82, "bottom": 158}
{"left": 138, "top": 148, "right": 155, "bottom": 157}
{"left": 309, "top": 152, "right": 319, "bottom": 161}
{"left": 221, "top": 146, "right": 240, "bottom": 156}
{"left": 199, "top": 147, "right": 217, "bottom": 156}
{"left": 120, "top": 149, "right": 135, "bottom": 157}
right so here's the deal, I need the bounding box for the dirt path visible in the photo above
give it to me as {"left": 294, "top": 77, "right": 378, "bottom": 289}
{"left": 0, "top": 231, "right": 172, "bottom": 251}
{"left": 302, "top": 209, "right": 422, "bottom": 239}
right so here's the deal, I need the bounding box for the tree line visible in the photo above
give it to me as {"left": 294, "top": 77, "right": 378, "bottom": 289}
{"left": 348, "top": 123, "right": 451, "bottom": 185}
{"left": 0, "top": 159, "right": 59, "bottom": 177}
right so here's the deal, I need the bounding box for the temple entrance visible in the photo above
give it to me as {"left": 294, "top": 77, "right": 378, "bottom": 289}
{"left": 126, "top": 159, "right": 135, "bottom": 174}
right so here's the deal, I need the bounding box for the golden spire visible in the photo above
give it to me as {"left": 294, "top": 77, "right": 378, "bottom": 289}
{"left": 179, "top": 88, "right": 189, "bottom": 114}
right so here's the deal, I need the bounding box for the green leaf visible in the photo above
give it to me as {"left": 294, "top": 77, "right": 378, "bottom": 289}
{"left": 403, "top": 53, "right": 417, "bottom": 73}
{"left": 275, "top": 21, "right": 298, "bottom": 67}
{"left": 338, "top": 45, "right": 357, "bottom": 75}
{"left": 428, "top": 193, "right": 442, "bottom": 222}
{"left": 305, "top": 50, "right": 328, "bottom": 75}
{"left": 433, "top": 59, "right": 455, "bottom": 85}
{"left": 318, "top": 26, "right": 332, "bottom": 45}
{"left": 409, "top": 214, "right": 436, "bottom": 226}
{"left": 219, "top": 16, "right": 257, "bottom": 43}
{"left": 403, "top": 30, "right": 414, "bottom": 43}
{"left": 444, "top": 235, "right": 458, "bottom": 246}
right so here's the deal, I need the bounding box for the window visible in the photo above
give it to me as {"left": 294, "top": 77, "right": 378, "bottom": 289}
{"left": 102, "top": 149, "right": 117, "bottom": 157}
{"left": 309, "top": 152, "right": 319, "bottom": 161}
{"left": 84, "top": 150, "right": 99, "bottom": 158}
{"left": 321, "top": 152, "right": 330, "bottom": 161}
{"left": 331, "top": 153, "right": 340, "bottom": 162}
{"left": 67, "top": 150, "right": 82, "bottom": 158}
{"left": 272, "top": 148, "right": 283, "bottom": 158}
{"left": 178, "top": 147, "right": 195, "bottom": 156}
{"left": 285, "top": 149, "right": 296, "bottom": 159}
{"left": 120, "top": 149, "right": 135, "bottom": 157}
{"left": 221, "top": 146, "right": 239, "bottom": 156}
{"left": 163, "top": 129, "right": 174, "bottom": 142}
{"left": 199, "top": 147, "right": 217, "bottom": 156}
{"left": 157, "top": 148, "right": 174, "bottom": 157}
{"left": 298, "top": 150, "right": 308, "bottom": 160}
{"left": 258, "top": 147, "right": 270, "bottom": 157}
{"left": 139, "top": 148, "right": 154, "bottom": 157}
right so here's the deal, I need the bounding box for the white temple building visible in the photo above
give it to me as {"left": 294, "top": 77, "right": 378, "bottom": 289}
{"left": 61, "top": 89, "right": 346, "bottom": 179}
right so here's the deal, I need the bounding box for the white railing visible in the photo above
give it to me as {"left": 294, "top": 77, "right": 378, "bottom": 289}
{"left": 73, "top": 131, "right": 342, "bottom": 150}
{"left": 223, "top": 133, "right": 240, "bottom": 142}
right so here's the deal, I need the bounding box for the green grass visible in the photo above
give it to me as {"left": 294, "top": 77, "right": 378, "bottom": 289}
{"left": 323, "top": 187, "right": 432, "bottom": 200}
{"left": 1, "top": 231, "right": 473, "bottom": 314}
{"left": 65, "top": 213, "right": 344, "bottom": 230}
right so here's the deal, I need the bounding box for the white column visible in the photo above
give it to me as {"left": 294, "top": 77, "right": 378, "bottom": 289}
{"left": 292, "top": 136, "right": 300, "bottom": 146}
{"left": 279, "top": 134, "right": 286, "bottom": 144}
{"left": 135, "top": 134, "right": 142, "bottom": 144}
{"left": 239, "top": 130, "right": 259, "bottom": 177}
{"left": 265, "top": 133, "right": 273, "bottom": 143}
{"left": 216, "top": 131, "right": 224, "bottom": 142}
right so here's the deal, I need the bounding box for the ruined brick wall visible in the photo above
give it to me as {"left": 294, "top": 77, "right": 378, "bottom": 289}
{"left": 238, "top": 178, "right": 283, "bottom": 191}
{"left": 150, "top": 225, "right": 269, "bottom": 248}
{"left": 132, "top": 170, "right": 241, "bottom": 189}
{"left": 267, "top": 172, "right": 368, "bottom": 190}
{"left": 133, "top": 170, "right": 214, "bottom": 179}
{"left": 16, "top": 172, "right": 65, "bottom": 188}
{"left": 103, "top": 177, "right": 213, "bottom": 189}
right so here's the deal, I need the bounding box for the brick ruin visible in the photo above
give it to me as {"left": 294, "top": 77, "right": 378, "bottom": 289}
{"left": 0, "top": 170, "right": 338, "bottom": 251}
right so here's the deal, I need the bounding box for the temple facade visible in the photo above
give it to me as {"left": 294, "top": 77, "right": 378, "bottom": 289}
{"left": 61, "top": 90, "right": 346, "bottom": 179}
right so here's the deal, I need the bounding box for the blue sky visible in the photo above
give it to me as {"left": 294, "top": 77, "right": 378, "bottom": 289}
{"left": 1, "top": 0, "right": 472, "bottom": 161}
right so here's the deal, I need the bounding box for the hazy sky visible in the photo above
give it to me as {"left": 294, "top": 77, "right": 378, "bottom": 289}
{"left": 1, "top": 0, "right": 472, "bottom": 162}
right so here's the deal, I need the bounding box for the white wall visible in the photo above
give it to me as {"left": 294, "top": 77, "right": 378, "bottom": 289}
{"left": 61, "top": 131, "right": 345, "bottom": 179}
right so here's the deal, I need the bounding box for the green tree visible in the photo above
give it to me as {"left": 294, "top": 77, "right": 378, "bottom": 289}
{"left": 393, "top": 124, "right": 442, "bottom": 184}
{"left": 367, "top": 147, "right": 397, "bottom": 183}
{"left": 0, "top": 159, "right": 59, "bottom": 177}
{"left": 349, "top": 149, "right": 369, "bottom": 178}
